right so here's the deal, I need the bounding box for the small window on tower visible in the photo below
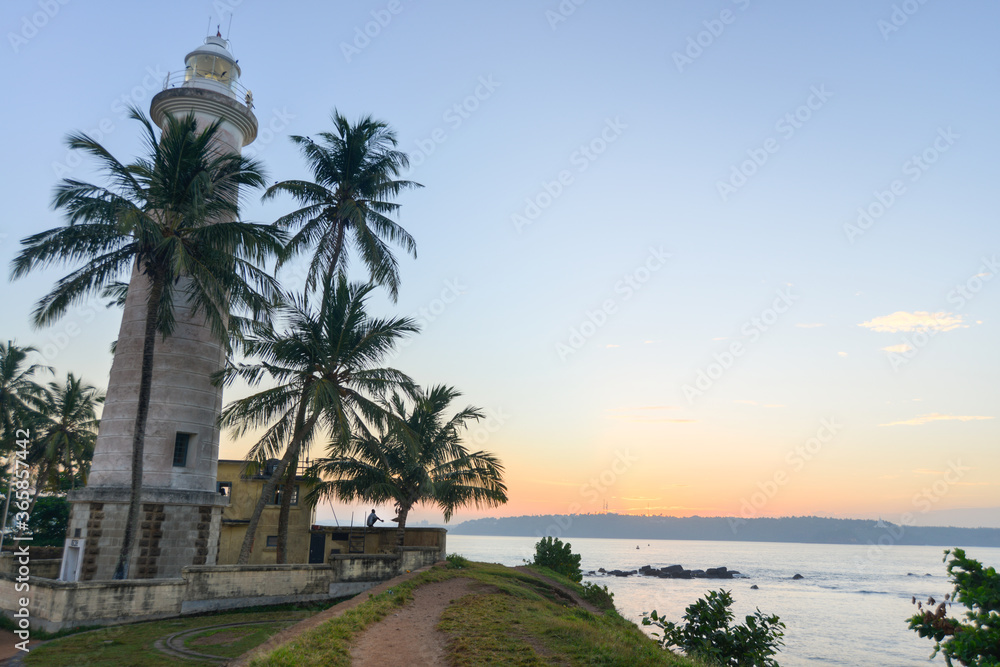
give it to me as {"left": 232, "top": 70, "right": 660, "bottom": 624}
{"left": 173, "top": 433, "right": 193, "bottom": 467}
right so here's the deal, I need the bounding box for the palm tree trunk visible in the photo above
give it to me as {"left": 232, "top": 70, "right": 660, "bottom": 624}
{"left": 66, "top": 447, "right": 74, "bottom": 490}
{"left": 113, "top": 272, "right": 164, "bottom": 580}
{"left": 275, "top": 452, "right": 297, "bottom": 564}
{"left": 395, "top": 504, "right": 409, "bottom": 552}
{"left": 236, "top": 389, "right": 315, "bottom": 565}
{"left": 24, "top": 461, "right": 50, "bottom": 522}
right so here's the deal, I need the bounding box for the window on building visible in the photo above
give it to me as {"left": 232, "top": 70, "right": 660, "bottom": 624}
{"left": 266, "top": 535, "right": 278, "bottom": 548}
{"left": 173, "top": 433, "right": 192, "bottom": 467}
{"left": 217, "top": 481, "right": 232, "bottom": 497}
{"left": 269, "top": 485, "right": 299, "bottom": 506}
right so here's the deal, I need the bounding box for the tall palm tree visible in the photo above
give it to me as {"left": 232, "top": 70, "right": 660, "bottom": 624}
{"left": 262, "top": 110, "right": 420, "bottom": 300}
{"left": 25, "top": 374, "right": 103, "bottom": 519}
{"left": 219, "top": 275, "right": 418, "bottom": 564}
{"left": 311, "top": 385, "right": 508, "bottom": 550}
{"left": 10, "top": 107, "right": 284, "bottom": 579}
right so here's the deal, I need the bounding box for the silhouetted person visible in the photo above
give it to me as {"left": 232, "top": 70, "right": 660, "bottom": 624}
{"left": 367, "top": 509, "right": 382, "bottom": 528}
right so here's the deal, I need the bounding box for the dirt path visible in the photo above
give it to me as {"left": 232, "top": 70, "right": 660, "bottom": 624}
{"left": 350, "top": 577, "right": 476, "bottom": 667}
{"left": 231, "top": 564, "right": 443, "bottom": 666}
{"left": 0, "top": 630, "right": 40, "bottom": 664}
{"left": 233, "top": 565, "right": 597, "bottom": 666}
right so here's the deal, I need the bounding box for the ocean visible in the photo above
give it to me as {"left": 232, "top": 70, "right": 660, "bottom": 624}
{"left": 447, "top": 535, "right": 1000, "bottom": 666}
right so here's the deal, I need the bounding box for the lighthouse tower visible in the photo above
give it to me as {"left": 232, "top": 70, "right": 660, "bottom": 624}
{"left": 60, "top": 34, "right": 258, "bottom": 581}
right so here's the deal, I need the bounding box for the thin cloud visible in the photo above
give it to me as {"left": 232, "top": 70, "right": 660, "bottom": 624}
{"left": 795, "top": 323, "right": 825, "bottom": 328}
{"left": 838, "top": 351, "right": 848, "bottom": 357}
{"left": 882, "top": 413, "right": 994, "bottom": 427}
{"left": 606, "top": 405, "right": 680, "bottom": 412}
{"left": 859, "top": 311, "right": 967, "bottom": 333}
{"left": 881, "top": 343, "right": 914, "bottom": 353}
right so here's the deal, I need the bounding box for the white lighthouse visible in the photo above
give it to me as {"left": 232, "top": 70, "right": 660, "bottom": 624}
{"left": 60, "top": 33, "right": 258, "bottom": 581}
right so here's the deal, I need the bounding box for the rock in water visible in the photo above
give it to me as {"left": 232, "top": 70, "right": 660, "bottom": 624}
{"left": 792, "top": 573, "right": 804, "bottom": 580}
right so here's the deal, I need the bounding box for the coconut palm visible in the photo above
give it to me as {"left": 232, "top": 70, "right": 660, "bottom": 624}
{"left": 0, "top": 341, "right": 50, "bottom": 454}
{"left": 25, "top": 374, "right": 103, "bottom": 519}
{"left": 10, "top": 107, "right": 284, "bottom": 578}
{"left": 310, "top": 385, "right": 508, "bottom": 550}
{"left": 0, "top": 341, "right": 50, "bottom": 547}
{"left": 219, "top": 274, "right": 418, "bottom": 564}
{"left": 262, "top": 110, "right": 420, "bottom": 300}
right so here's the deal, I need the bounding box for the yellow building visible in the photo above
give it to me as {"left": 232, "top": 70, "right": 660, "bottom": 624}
{"left": 216, "top": 459, "right": 316, "bottom": 565}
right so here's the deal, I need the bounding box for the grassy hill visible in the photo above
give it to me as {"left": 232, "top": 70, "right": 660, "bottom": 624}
{"left": 248, "top": 559, "right": 696, "bottom": 666}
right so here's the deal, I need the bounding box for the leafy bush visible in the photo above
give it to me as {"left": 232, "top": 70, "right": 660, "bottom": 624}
{"left": 533, "top": 536, "right": 582, "bottom": 583}
{"left": 908, "top": 548, "right": 1000, "bottom": 666}
{"left": 643, "top": 589, "right": 785, "bottom": 666}
{"left": 446, "top": 553, "right": 470, "bottom": 569}
{"left": 27, "top": 496, "right": 69, "bottom": 546}
{"left": 581, "top": 581, "right": 615, "bottom": 612}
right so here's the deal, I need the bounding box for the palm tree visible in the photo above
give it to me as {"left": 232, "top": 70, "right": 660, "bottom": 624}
{"left": 25, "top": 374, "right": 103, "bottom": 520}
{"left": 219, "top": 275, "right": 418, "bottom": 564}
{"left": 10, "top": 107, "right": 284, "bottom": 578}
{"left": 0, "top": 341, "right": 50, "bottom": 453}
{"left": 310, "top": 385, "right": 508, "bottom": 550}
{"left": 262, "top": 110, "right": 420, "bottom": 300}
{"left": 0, "top": 341, "right": 49, "bottom": 547}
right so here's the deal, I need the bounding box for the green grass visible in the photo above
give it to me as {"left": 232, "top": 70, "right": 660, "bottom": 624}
{"left": 180, "top": 621, "right": 293, "bottom": 659}
{"left": 22, "top": 600, "right": 345, "bottom": 667}
{"left": 249, "top": 561, "right": 695, "bottom": 667}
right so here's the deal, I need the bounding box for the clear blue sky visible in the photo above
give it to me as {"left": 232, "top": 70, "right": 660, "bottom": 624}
{"left": 2, "top": 1, "right": 998, "bottom": 528}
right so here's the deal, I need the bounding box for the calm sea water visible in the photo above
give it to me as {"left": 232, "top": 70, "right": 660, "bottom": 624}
{"left": 447, "top": 535, "right": 1000, "bottom": 666}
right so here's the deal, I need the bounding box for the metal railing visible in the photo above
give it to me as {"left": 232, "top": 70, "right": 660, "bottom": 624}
{"left": 160, "top": 71, "right": 255, "bottom": 110}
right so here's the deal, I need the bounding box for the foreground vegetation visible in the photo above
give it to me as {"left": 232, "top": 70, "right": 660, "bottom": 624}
{"left": 19, "top": 600, "right": 345, "bottom": 667}
{"left": 908, "top": 548, "right": 1000, "bottom": 666}
{"left": 249, "top": 559, "right": 694, "bottom": 666}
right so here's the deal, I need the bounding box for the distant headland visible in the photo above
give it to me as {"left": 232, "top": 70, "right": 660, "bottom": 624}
{"left": 450, "top": 514, "right": 1000, "bottom": 548}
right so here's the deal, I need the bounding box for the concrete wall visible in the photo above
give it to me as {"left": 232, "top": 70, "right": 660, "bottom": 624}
{"left": 0, "top": 556, "right": 60, "bottom": 579}
{"left": 0, "top": 547, "right": 441, "bottom": 632}
{"left": 315, "top": 526, "right": 447, "bottom": 561}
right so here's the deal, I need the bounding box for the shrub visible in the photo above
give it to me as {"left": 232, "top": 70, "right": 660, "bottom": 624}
{"left": 27, "top": 496, "right": 69, "bottom": 546}
{"left": 643, "top": 589, "right": 785, "bottom": 666}
{"left": 581, "top": 581, "right": 615, "bottom": 612}
{"left": 446, "top": 553, "right": 470, "bottom": 569}
{"left": 533, "top": 536, "right": 582, "bottom": 583}
{"left": 908, "top": 548, "right": 1000, "bottom": 666}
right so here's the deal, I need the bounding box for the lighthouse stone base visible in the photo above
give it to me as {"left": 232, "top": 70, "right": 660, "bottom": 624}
{"left": 64, "top": 487, "right": 227, "bottom": 581}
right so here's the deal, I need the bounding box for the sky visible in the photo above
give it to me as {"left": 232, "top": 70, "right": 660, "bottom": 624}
{"left": 2, "top": 1, "right": 998, "bottom": 529}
